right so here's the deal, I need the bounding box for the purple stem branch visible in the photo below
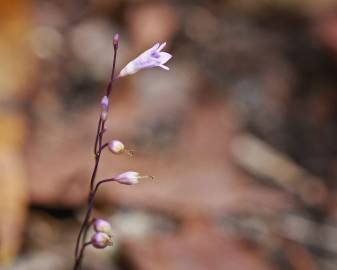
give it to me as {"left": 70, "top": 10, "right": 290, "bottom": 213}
{"left": 100, "top": 142, "right": 109, "bottom": 151}
{"left": 94, "top": 178, "right": 117, "bottom": 194}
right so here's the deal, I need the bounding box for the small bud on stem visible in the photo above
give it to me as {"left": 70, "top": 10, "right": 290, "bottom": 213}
{"left": 91, "top": 232, "right": 113, "bottom": 249}
{"left": 100, "top": 111, "right": 108, "bottom": 121}
{"left": 108, "top": 140, "right": 134, "bottom": 156}
{"left": 113, "top": 33, "right": 119, "bottom": 49}
{"left": 115, "top": 171, "right": 154, "bottom": 185}
{"left": 101, "top": 96, "right": 109, "bottom": 110}
{"left": 100, "top": 96, "right": 109, "bottom": 121}
{"left": 93, "top": 219, "right": 113, "bottom": 234}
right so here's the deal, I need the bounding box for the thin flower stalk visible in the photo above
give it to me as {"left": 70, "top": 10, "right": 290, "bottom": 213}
{"left": 72, "top": 34, "right": 119, "bottom": 270}
{"left": 72, "top": 35, "right": 171, "bottom": 270}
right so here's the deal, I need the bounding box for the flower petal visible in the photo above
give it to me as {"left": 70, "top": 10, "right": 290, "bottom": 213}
{"left": 158, "top": 52, "right": 172, "bottom": 64}
{"left": 157, "top": 42, "right": 167, "bottom": 52}
{"left": 151, "top": 43, "right": 160, "bottom": 51}
{"left": 119, "top": 61, "right": 138, "bottom": 77}
{"left": 118, "top": 42, "right": 172, "bottom": 77}
{"left": 159, "top": 64, "right": 170, "bottom": 70}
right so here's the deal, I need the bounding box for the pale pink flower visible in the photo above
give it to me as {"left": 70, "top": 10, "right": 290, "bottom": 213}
{"left": 119, "top": 42, "right": 172, "bottom": 77}
{"left": 114, "top": 171, "right": 154, "bottom": 185}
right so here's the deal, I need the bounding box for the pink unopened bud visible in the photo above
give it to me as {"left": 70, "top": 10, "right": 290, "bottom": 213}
{"left": 113, "top": 33, "right": 119, "bottom": 48}
{"left": 100, "top": 111, "right": 108, "bottom": 121}
{"left": 108, "top": 140, "right": 134, "bottom": 156}
{"left": 93, "top": 219, "right": 112, "bottom": 234}
{"left": 101, "top": 96, "right": 109, "bottom": 111}
{"left": 100, "top": 96, "right": 109, "bottom": 121}
{"left": 115, "top": 171, "right": 154, "bottom": 185}
{"left": 91, "top": 232, "right": 113, "bottom": 249}
{"left": 108, "top": 140, "right": 124, "bottom": 154}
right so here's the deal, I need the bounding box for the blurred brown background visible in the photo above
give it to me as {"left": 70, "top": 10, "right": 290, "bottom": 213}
{"left": 1, "top": 0, "right": 337, "bottom": 269}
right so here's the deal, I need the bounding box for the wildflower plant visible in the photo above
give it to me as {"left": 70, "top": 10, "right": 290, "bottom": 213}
{"left": 72, "top": 34, "right": 172, "bottom": 270}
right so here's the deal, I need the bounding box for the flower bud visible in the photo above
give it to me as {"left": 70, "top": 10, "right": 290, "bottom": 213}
{"left": 108, "top": 140, "right": 125, "bottom": 154}
{"left": 113, "top": 33, "right": 119, "bottom": 48}
{"left": 93, "top": 219, "right": 112, "bottom": 234}
{"left": 91, "top": 232, "right": 113, "bottom": 249}
{"left": 115, "top": 171, "right": 154, "bottom": 185}
{"left": 100, "top": 111, "right": 108, "bottom": 121}
{"left": 108, "top": 140, "right": 134, "bottom": 156}
{"left": 101, "top": 96, "right": 109, "bottom": 111}
{"left": 100, "top": 96, "right": 109, "bottom": 121}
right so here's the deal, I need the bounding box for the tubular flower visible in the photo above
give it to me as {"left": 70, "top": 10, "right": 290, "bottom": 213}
{"left": 119, "top": 42, "right": 172, "bottom": 77}
{"left": 115, "top": 171, "right": 153, "bottom": 185}
{"left": 91, "top": 232, "right": 113, "bottom": 249}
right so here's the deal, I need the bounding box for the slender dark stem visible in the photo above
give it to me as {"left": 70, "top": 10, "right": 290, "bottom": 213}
{"left": 106, "top": 48, "right": 118, "bottom": 97}
{"left": 73, "top": 39, "right": 119, "bottom": 270}
{"left": 74, "top": 192, "right": 95, "bottom": 257}
{"left": 98, "top": 121, "right": 104, "bottom": 151}
{"left": 81, "top": 219, "right": 94, "bottom": 251}
{"left": 94, "top": 178, "right": 117, "bottom": 195}
{"left": 75, "top": 126, "right": 104, "bottom": 256}
{"left": 94, "top": 119, "right": 102, "bottom": 155}
{"left": 73, "top": 242, "right": 91, "bottom": 270}
{"left": 100, "top": 142, "right": 109, "bottom": 151}
{"left": 74, "top": 131, "right": 102, "bottom": 258}
{"left": 74, "top": 121, "right": 102, "bottom": 258}
{"left": 77, "top": 178, "right": 116, "bottom": 254}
